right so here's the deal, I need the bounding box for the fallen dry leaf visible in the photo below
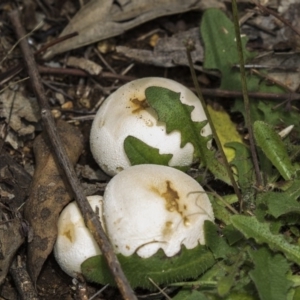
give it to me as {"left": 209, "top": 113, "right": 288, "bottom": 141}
{"left": 0, "top": 89, "right": 40, "bottom": 136}
{"left": 0, "top": 217, "right": 25, "bottom": 285}
{"left": 24, "top": 120, "right": 83, "bottom": 283}
{"left": 43, "top": 0, "right": 225, "bottom": 58}
{"left": 0, "top": 152, "right": 32, "bottom": 285}
{"left": 0, "top": 153, "right": 32, "bottom": 210}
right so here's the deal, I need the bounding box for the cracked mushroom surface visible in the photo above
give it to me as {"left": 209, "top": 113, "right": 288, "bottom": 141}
{"left": 90, "top": 77, "right": 212, "bottom": 176}
{"left": 103, "top": 164, "right": 214, "bottom": 258}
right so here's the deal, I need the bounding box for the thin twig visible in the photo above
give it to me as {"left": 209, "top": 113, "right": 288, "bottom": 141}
{"left": 3, "top": 62, "right": 300, "bottom": 103}
{"left": 94, "top": 47, "right": 116, "bottom": 74}
{"left": 231, "top": 0, "right": 263, "bottom": 192}
{"left": 206, "top": 185, "right": 239, "bottom": 215}
{"left": 37, "top": 65, "right": 136, "bottom": 81}
{"left": 186, "top": 43, "right": 242, "bottom": 203}
{"left": 10, "top": 256, "right": 39, "bottom": 300}
{"left": 35, "top": 32, "right": 78, "bottom": 56}
{"left": 89, "top": 284, "right": 109, "bottom": 300}
{"left": 148, "top": 278, "right": 172, "bottom": 300}
{"left": 8, "top": 9, "right": 137, "bottom": 300}
{"left": 200, "top": 88, "right": 300, "bottom": 102}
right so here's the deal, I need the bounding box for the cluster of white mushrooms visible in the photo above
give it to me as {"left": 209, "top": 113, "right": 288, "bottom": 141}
{"left": 54, "top": 78, "right": 215, "bottom": 280}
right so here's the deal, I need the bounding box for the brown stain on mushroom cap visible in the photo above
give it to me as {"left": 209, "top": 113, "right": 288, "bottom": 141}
{"left": 61, "top": 223, "right": 74, "bottom": 243}
{"left": 127, "top": 98, "right": 155, "bottom": 127}
{"left": 162, "top": 181, "right": 180, "bottom": 212}
{"left": 151, "top": 180, "right": 190, "bottom": 232}
{"left": 129, "top": 98, "right": 149, "bottom": 114}
{"left": 162, "top": 221, "right": 174, "bottom": 237}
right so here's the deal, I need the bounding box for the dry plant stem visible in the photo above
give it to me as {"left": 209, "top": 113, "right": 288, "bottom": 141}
{"left": 9, "top": 10, "right": 137, "bottom": 300}
{"left": 186, "top": 47, "right": 242, "bottom": 203}
{"left": 200, "top": 88, "right": 300, "bottom": 102}
{"left": 10, "top": 256, "right": 39, "bottom": 300}
{"left": 231, "top": 0, "right": 263, "bottom": 190}
{"left": 252, "top": 0, "right": 300, "bottom": 38}
{"left": 37, "top": 65, "right": 136, "bottom": 81}
{"left": 148, "top": 278, "right": 172, "bottom": 300}
{"left": 206, "top": 185, "right": 239, "bottom": 215}
{"left": 3, "top": 63, "right": 300, "bottom": 102}
{"left": 34, "top": 32, "right": 78, "bottom": 56}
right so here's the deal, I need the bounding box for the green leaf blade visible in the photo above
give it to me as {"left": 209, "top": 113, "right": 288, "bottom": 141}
{"left": 231, "top": 215, "right": 300, "bottom": 265}
{"left": 248, "top": 247, "right": 292, "bottom": 300}
{"left": 145, "top": 86, "right": 231, "bottom": 184}
{"left": 254, "top": 121, "right": 296, "bottom": 180}
{"left": 81, "top": 244, "right": 215, "bottom": 290}
{"left": 204, "top": 220, "right": 237, "bottom": 259}
{"left": 145, "top": 86, "right": 208, "bottom": 156}
{"left": 201, "top": 8, "right": 254, "bottom": 91}
{"left": 226, "top": 142, "right": 254, "bottom": 192}
{"left": 124, "top": 135, "right": 173, "bottom": 166}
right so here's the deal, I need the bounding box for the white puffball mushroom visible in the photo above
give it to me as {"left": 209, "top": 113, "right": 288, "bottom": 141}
{"left": 103, "top": 164, "right": 214, "bottom": 258}
{"left": 90, "top": 77, "right": 212, "bottom": 176}
{"left": 54, "top": 195, "right": 104, "bottom": 277}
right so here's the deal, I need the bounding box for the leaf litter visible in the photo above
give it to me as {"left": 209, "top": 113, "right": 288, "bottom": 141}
{"left": 2, "top": 0, "right": 300, "bottom": 299}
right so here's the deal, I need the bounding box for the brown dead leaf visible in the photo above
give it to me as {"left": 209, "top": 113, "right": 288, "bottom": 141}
{"left": 43, "top": 0, "right": 225, "bottom": 59}
{"left": 0, "top": 89, "right": 40, "bottom": 136}
{"left": 0, "top": 153, "right": 32, "bottom": 210}
{"left": 24, "top": 120, "right": 83, "bottom": 283}
{"left": 0, "top": 151, "right": 32, "bottom": 285}
{"left": 0, "top": 217, "right": 25, "bottom": 285}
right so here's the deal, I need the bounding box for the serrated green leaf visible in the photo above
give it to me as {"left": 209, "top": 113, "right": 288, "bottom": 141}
{"left": 259, "top": 180, "right": 300, "bottom": 218}
{"left": 204, "top": 220, "right": 237, "bottom": 259}
{"left": 231, "top": 215, "right": 300, "bottom": 265}
{"left": 172, "top": 289, "right": 209, "bottom": 300}
{"left": 81, "top": 244, "right": 215, "bottom": 290}
{"left": 248, "top": 247, "right": 292, "bottom": 300}
{"left": 145, "top": 86, "right": 210, "bottom": 157}
{"left": 254, "top": 121, "right": 296, "bottom": 180}
{"left": 145, "top": 86, "right": 231, "bottom": 185}
{"left": 124, "top": 135, "right": 173, "bottom": 166}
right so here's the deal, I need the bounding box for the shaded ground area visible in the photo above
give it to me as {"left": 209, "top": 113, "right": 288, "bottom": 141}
{"left": 1, "top": 0, "right": 300, "bottom": 299}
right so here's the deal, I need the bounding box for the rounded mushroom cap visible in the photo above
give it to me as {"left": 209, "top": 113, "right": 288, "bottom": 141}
{"left": 90, "top": 77, "right": 211, "bottom": 176}
{"left": 54, "top": 195, "right": 104, "bottom": 278}
{"left": 103, "top": 164, "right": 214, "bottom": 258}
